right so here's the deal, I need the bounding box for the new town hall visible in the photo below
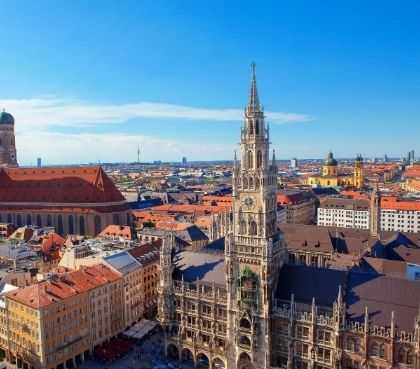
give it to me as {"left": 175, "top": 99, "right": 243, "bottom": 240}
{"left": 158, "top": 67, "right": 420, "bottom": 369}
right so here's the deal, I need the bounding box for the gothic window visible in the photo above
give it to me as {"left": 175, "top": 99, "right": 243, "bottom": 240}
{"left": 36, "top": 215, "right": 42, "bottom": 227}
{"left": 79, "top": 216, "right": 85, "bottom": 236}
{"left": 255, "top": 120, "right": 259, "bottom": 135}
{"left": 399, "top": 348, "right": 414, "bottom": 365}
{"left": 243, "top": 177, "right": 248, "bottom": 189}
{"left": 7, "top": 214, "right": 12, "bottom": 223}
{"left": 240, "top": 318, "right": 251, "bottom": 330}
{"left": 370, "top": 342, "right": 379, "bottom": 357}
{"left": 113, "top": 213, "right": 120, "bottom": 225}
{"left": 398, "top": 348, "right": 405, "bottom": 363}
{"left": 68, "top": 215, "right": 74, "bottom": 234}
{"left": 407, "top": 350, "right": 413, "bottom": 365}
{"left": 249, "top": 121, "right": 254, "bottom": 135}
{"left": 239, "top": 336, "right": 251, "bottom": 348}
{"left": 379, "top": 344, "right": 385, "bottom": 359}
{"left": 57, "top": 215, "right": 64, "bottom": 235}
{"left": 26, "top": 214, "right": 32, "bottom": 225}
{"left": 94, "top": 215, "right": 102, "bottom": 235}
{"left": 240, "top": 220, "right": 247, "bottom": 234}
{"left": 47, "top": 214, "right": 52, "bottom": 226}
{"left": 249, "top": 177, "right": 253, "bottom": 188}
{"left": 16, "top": 214, "right": 22, "bottom": 226}
{"left": 249, "top": 220, "right": 257, "bottom": 235}
{"left": 255, "top": 177, "right": 260, "bottom": 189}
{"left": 247, "top": 150, "right": 253, "bottom": 169}
{"left": 257, "top": 150, "right": 262, "bottom": 168}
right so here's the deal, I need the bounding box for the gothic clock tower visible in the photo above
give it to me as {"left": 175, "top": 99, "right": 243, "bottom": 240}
{"left": 225, "top": 64, "right": 287, "bottom": 369}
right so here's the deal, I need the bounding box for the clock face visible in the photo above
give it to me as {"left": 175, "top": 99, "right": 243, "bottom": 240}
{"left": 242, "top": 196, "right": 254, "bottom": 208}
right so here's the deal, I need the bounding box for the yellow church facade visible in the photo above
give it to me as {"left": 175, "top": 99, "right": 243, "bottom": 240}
{"left": 307, "top": 152, "right": 364, "bottom": 189}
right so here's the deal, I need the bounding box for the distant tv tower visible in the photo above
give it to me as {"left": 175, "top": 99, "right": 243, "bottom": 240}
{"left": 137, "top": 145, "right": 141, "bottom": 163}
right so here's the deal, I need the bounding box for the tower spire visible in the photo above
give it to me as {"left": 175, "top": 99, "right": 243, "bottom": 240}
{"left": 248, "top": 62, "right": 260, "bottom": 112}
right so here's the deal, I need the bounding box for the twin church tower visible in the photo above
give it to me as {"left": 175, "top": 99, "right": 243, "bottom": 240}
{"left": 0, "top": 110, "right": 18, "bottom": 167}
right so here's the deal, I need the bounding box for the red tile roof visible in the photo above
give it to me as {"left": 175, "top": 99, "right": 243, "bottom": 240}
{"left": 41, "top": 232, "right": 65, "bottom": 255}
{"left": 7, "top": 264, "right": 121, "bottom": 309}
{"left": 381, "top": 196, "right": 420, "bottom": 211}
{"left": 98, "top": 225, "right": 132, "bottom": 239}
{"left": 0, "top": 166, "right": 126, "bottom": 205}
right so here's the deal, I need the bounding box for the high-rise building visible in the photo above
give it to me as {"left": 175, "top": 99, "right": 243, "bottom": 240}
{"left": 290, "top": 158, "right": 298, "bottom": 169}
{"left": 0, "top": 109, "right": 18, "bottom": 167}
{"left": 37, "top": 157, "right": 42, "bottom": 168}
{"left": 182, "top": 156, "right": 187, "bottom": 165}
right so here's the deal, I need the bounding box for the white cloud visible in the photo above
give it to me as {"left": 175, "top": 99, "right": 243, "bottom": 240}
{"left": 16, "top": 131, "right": 234, "bottom": 165}
{"left": 0, "top": 97, "right": 312, "bottom": 129}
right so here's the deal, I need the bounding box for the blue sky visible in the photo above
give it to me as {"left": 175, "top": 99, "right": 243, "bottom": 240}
{"left": 1, "top": 0, "right": 420, "bottom": 165}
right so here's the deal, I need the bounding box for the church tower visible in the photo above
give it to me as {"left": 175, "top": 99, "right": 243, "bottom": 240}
{"left": 226, "top": 64, "right": 286, "bottom": 369}
{"left": 353, "top": 154, "right": 364, "bottom": 190}
{"left": 370, "top": 183, "right": 381, "bottom": 238}
{"left": 0, "top": 110, "right": 18, "bottom": 167}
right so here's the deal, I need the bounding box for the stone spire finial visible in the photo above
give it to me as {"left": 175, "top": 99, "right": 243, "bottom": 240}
{"left": 391, "top": 310, "right": 395, "bottom": 338}
{"left": 337, "top": 284, "right": 343, "bottom": 302}
{"left": 248, "top": 62, "right": 260, "bottom": 112}
{"left": 364, "top": 306, "right": 369, "bottom": 332}
{"left": 272, "top": 149, "right": 276, "bottom": 165}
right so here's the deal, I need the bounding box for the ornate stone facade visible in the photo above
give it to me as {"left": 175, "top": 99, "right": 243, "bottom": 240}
{"left": 157, "top": 66, "right": 420, "bottom": 369}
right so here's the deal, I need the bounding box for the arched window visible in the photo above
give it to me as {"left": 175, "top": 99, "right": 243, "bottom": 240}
{"left": 407, "top": 350, "right": 413, "bottom": 365}
{"left": 257, "top": 150, "right": 262, "bottom": 168}
{"left": 17, "top": 214, "right": 22, "bottom": 227}
{"left": 57, "top": 215, "right": 64, "bottom": 235}
{"left": 113, "top": 214, "right": 120, "bottom": 225}
{"left": 249, "top": 177, "right": 253, "bottom": 188}
{"left": 255, "top": 120, "right": 259, "bottom": 135}
{"left": 249, "top": 220, "right": 257, "bottom": 236}
{"left": 94, "top": 215, "right": 102, "bottom": 235}
{"left": 243, "top": 177, "right": 248, "bottom": 189}
{"left": 79, "top": 216, "right": 86, "bottom": 235}
{"left": 239, "top": 220, "right": 247, "bottom": 234}
{"left": 36, "top": 215, "right": 42, "bottom": 227}
{"left": 239, "top": 336, "right": 251, "bottom": 348}
{"left": 398, "top": 348, "right": 406, "bottom": 363}
{"left": 370, "top": 342, "right": 379, "bottom": 357}
{"left": 255, "top": 177, "right": 260, "bottom": 189}
{"left": 68, "top": 215, "right": 74, "bottom": 234}
{"left": 379, "top": 344, "right": 385, "bottom": 359}
{"left": 240, "top": 318, "right": 251, "bottom": 330}
{"left": 26, "top": 214, "right": 32, "bottom": 226}
{"left": 7, "top": 214, "right": 12, "bottom": 224}
{"left": 247, "top": 150, "right": 253, "bottom": 169}
{"left": 47, "top": 214, "right": 52, "bottom": 227}
{"left": 249, "top": 121, "right": 254, "bottom": 135}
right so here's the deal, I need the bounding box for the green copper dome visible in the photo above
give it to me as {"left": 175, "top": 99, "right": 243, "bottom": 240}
{"left": 0, "top": 110, "right": 14, "bottom": 125}
{"left": 325, "top": 151, "right": 338, "bottom": 166}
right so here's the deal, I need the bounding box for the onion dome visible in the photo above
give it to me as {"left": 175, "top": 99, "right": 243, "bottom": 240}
{"left": 325, "top": 151, "right": 338, "bottom": 166}
{"left": 0, "top": 109, "right": 14, "bottom": 125}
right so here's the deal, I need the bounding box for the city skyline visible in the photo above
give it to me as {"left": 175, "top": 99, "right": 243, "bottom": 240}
{"left": 2, "top": 1, "right": 420, "bottom": 165}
